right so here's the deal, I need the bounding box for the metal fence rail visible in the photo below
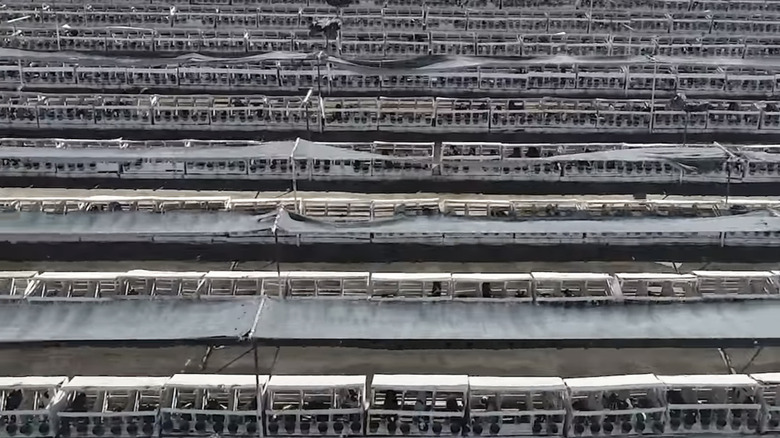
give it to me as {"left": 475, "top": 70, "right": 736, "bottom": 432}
{"left": 0, "top": 193, "right": 772, "bottom": 218}
{"left": 3, "top": 268, "right": 780, "bottom": 302}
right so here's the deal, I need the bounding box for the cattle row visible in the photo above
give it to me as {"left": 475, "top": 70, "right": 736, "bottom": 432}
{"left": 3, "top": 372, "right": 780, "bottom": 438}
{"left": 0, "top": 215, "right": 777, "bottom": 248}
{"left": 5, "top": 27, "right": 780, "bottom": 58}
{"left": 4, "top": 5, "right": 780, "bottom": 36}
{"left": 0, "top": 93, "right": 779, "bottom": 134}
{"left": 1, "top": 269, "right": 779, "bottom": 301}
{"left": 5, "top": 58, "right": 778, "bottom": 98}
{"left": 0, "top": 192, "right": 766, "bottom": 219}
{"left": 0, "top": 139, "right": 777, "bottom": 185}
{"left": 0, "top": 0, "right": 771, "bottom": 13}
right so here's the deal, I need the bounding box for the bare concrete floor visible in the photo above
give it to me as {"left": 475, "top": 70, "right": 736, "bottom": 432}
{"left": 1, "top": 346, "right": 778, "bottom": 378}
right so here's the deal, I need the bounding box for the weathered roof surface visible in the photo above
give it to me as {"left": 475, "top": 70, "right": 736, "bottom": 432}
{"left": 0, "top": 209, "right": 778, "bottom": 243}
{"left": 0, "top": 299, "right": 261, "bottom": 346}
{"left": 0, "top": 140, "right": 385, "bottom": 161}
{"left": 166, "top": 374, "right": 268, "bottom": 389}
{"left": 0, "top": 211, "right": 274, "bottom": 241}
{"left": 2, "top": 296, "right": 780, "bottom": 349}
{"left": 657, "top": 374, "right": 758, "bottom": 387}
{"left": 468, "top": 376, "right": 567, "bottom": 391}
{"left": 251, "top": 299, "right": 780, "bottom": 349}
{"left": 564, "top": 374, "right": 663, "bottom": 390}
{"left": 371, "top": 374, "right": 469, "bottom": 390}
{"left": 275, "top": 210, "right": 780, "bottom": 234}
{"left": 63, "top": 376, "right": 169, "bottom": 390}
{"left": 267, "top": 375, "right": 366, "bottom": 390}
{"left": 7, "top": 48, "right": 780, "bottom": 70}
{"left": 0, "top": 140, "right": 770, "bottom": 167}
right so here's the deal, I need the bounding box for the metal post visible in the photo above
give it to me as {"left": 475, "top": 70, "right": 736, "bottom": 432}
{"left": 725, "top": 158, "right": 731, "bottom": 205}
{"left": 290, "top": 138, "right": 300, "bottom": 213}
{"left": 588, "top": 0, "right": 594, "bottom": 32}
{"left": 272, "top": 209, "right": 284, "bottom": 298}
{"left": 17, "top": 59, "right": 24, "bottom": 89}
{"left": 56, "top": 22, "right": 63, "bottom": 52}
{"left": 648, "top": 56, "right": 658, "bottom": 132}
{"left": 713, "top": 142, "right": 737, "bottom": 206}
{"left": 316, "top": 51, "right": 323, "bottom": 97}
{"left": 274, "top": 228, "right": 283, "bottom": 297}
{"left": 7, "top": 16, "right": 31, "bottom": 52}
{"left": 650, "top": 61, "right": 657, "bottom": 109}
{"left": 621, "top": 24, "right": 635, "bottom": 56}
{"left": 253, "top": 342, "right": 265, "bottom": 438}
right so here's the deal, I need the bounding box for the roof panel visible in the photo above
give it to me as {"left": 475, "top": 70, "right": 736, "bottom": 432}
{"left": 468, "top": 377, "right": 566, "bottom": 391}
{"left": 204, "top": 271, "right": 280, "bottom": 279}
{"left": 166, "top": 374, "right": 267, "bottom": 389}
{"left": 0, "top": 141, "right": 387, "bottom": 162}
{"left": 532, "top": 272, "right": 613, "bottom": 281}
{"left": 615, "top": 273, "right": 697, "bottom": 280}
{"left": 267, "top": 375, "right": 366, "bottom": 390}
{"left": 0, "top": 299, "right": 261, "bottom": 345}
{"left": 275, "top": 210, "right": 780, "bottom": 235}
{"left": 371, "top": 273, "right": 453, "bottom": 281}
{"left": 35, "top": 272, "right": 125, "bottom": 280}
{"left": 750, "top": 373, "right": 780, "bottom": 384}
{"left": 565, "top": 374, "right": 663, "bottom": 391}
{"left": 2, "top": 210, "right": 780, "bottom": 244}
{"left": 0, "top": 211, "right": 274, "bottom": 240}
{"left": 0, "top": 376, "right": 69, "bottom": 388}
{"left": 0, "top": 271, "right": 39, "bottom": 278}
{"left": 252, "top": 300, "right": 780, "bottom": 349}
{"left": 122, "top": 270, "right": 205, "bottom": 279}
{"left": 286, "top": 271, "right": 370, "bottom": 279}
{"left": 372, "top": 374, "right": 469, "bottom": 391}
{"left": 63, "top": 376, "right": 169, "bottom": 390}
{"left": 657, "top": 374, "right": 758, "bottom": 387}
{"left": 691, "top": 271, "right": 774, "bottom": 278}
{"left": 9, "top": 295, "right": 780, "bottom": 350}
{"left": 451, "top": 274, "right": 533, "bottom": 282}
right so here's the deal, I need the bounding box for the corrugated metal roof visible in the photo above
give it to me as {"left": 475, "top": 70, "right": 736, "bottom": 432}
{"left": 2, "top": 297, "right": 780, "bottom": 349}
{"left": 251, "top": 299, "right": 780, "bottom": 349}
{"left": 0, "top": 299, "right": 261, "bottom": 346}
{"left": 275, "top": 210, "right": 780, "bottom": 234}
{"left": 0, "top": 209, "right": 777, "bottom": 243}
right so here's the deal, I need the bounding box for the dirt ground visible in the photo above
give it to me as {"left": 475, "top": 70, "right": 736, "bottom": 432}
{"left": 1, "top": 346, "right": 777, "bottom": 378}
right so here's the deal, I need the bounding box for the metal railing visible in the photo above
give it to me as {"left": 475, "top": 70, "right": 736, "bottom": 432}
{"left": 6, "top": 268, "right": 780, "bottom": 302}
{"left": 0, "top": 193, "right": 772, "bottom": 218}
